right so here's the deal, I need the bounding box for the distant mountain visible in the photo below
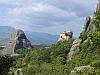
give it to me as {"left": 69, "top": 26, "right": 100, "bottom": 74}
{"left": 0, "top": 26, "right": 59, "bottom": 46}
{"left": 25, "top": 31, "right": 59, "bottom": 45}
{"left": 0, "top": 26, "right": 15, "bottom": 45}
{"left": 0, "top": 26, "right": 15, "bottom": 39}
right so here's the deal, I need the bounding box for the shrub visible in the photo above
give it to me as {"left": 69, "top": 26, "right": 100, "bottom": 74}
{"left": 91, "top": 60, "right": 100, "bottom": 68}
{"left": 80, "top": 31, "right": 87, "bottom": 41}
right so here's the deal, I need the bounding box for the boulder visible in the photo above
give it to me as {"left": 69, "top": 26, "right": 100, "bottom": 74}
{"left": 70, "top": 65, "right": 94, "bottom": 75}
{"left": 3, "top": 29, "right": 31, "bottom": 55}
{"left": 15, "top": 68, "right": 23, "bottom": 75}
{"left": 67, "top": 39, "right": 82, "bottom": 61}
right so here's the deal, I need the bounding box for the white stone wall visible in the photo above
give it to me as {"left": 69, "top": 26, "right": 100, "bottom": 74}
{"left": 58, "top": 32, "right": 70, "bottom": 41}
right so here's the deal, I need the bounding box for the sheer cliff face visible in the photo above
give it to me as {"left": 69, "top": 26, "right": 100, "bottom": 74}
{"left": 3, "top": 29, "right": 31, "bottom": 55}
{"left": 84, "top": 0, "right": 100, "bottom": 32}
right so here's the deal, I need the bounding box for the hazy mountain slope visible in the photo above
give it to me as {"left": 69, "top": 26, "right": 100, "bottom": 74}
{"left": 0, "top": 26, "right": 15, "bottom": 39}
{"left": 0, "top": 26, "right": 15, "bottom": 45}
{"left": 0, "top": 26, "right": 59, "bottom": 46}
{"left": 25, "top": 31, "right": 59, "bottom": 45}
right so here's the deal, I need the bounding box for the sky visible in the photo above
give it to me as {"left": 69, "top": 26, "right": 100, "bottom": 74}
{"left": 0, "top": 0, "right": 98, "bottom": 36}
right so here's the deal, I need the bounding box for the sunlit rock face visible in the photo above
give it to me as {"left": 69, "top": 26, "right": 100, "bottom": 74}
{"left": 3, "top": 29, "right": 31, "bottom": 55}
{"left": 67, "top": 39, "right": 82, "bottom": 61}
{"left": 96, "top": 0, "right": 100, "bottom": 11}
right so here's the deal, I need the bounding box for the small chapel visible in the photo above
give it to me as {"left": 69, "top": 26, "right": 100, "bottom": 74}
{"left": 58, "top": 31, "right": 73, "bottom": 41}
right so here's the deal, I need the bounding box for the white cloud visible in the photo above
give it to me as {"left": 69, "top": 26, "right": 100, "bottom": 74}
{"left": 8, "top": 2, "right": 78, "bottom": 18}
{"left": 0, "top": 0, "right": 15, "bottom": 3}
{"left": 7, "top": 2, "right": 78, "bottom": 29}
{"left": 0, "top": 0, "right": 98, "bottom": 36}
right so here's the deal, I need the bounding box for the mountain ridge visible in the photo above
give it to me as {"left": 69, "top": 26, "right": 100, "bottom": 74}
{"left": 0, "top": 26, "right": 59, "bottom": 46}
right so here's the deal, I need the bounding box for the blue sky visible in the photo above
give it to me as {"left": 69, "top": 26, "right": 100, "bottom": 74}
{"left": 0, "top": 0, "right": 98, "bottom": 36}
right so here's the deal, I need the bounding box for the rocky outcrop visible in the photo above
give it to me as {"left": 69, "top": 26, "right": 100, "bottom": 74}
{"left": 83, "top": 15, "right": 96, "bottom": 32}
{"left": 67, "top": 16, "right": 93, "bottom": 61}
{"left": 67, "top": 0, "right": 100, "bottom": 60}
{"left": 67, "top": 39, "right": 82, "bottom": 61}
{"left": 15, "top": 68, "right": 23, "bottom": 75}
{"left": 3, "top": 29, "right": 31, "bottom": 55}
{"left": 70, "top": 65, "right": 94, "bottom": 75}
{"left": 83, "top": 0, "right": 100, "bottom": 32}
{"left": 96, "top": 0, "right": 100, "bottom": 11}
{"left": 84, "top": 16, "right": 91, "bottom": 32}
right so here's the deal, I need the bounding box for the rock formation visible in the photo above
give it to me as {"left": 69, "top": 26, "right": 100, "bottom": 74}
{"left": 70, "top": 65, "right": 92, "bottom": 75}
{"left": 83, "top": 15, "right": 96, "bottom": 32}
{"left": 67, "top": 39, "right": 82, "bottom": 61}
{"left": 96, "top": 0, "right": 100, "bottom": 11}
{"left": 15, "top": 68, "right": 23, "bottom": 75}
{"left": 84, "top": 16, "right": 91, "bottom": 32}
{"left": 67, "top": 0, "right": 100, "bottom": 61}
{"left": 67, "top": 16, "right": 91, "bottom": 61}
{"left": 3, "top": 29, "right": 31, "bottom": 55}
{"left": 67, "top": 16, "right": 92, "bottom": 61}
{"left": 83, "top": 0, "right": 100, "bottom": 32}
{"left": 58, "top": 31, "right": 73, "bottom": 41}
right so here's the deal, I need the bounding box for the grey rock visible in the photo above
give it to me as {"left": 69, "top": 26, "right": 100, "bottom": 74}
{"left": 96, "top": 0, "right": 100, "bottom": 11}
{"left": 70, "top": 65, "right": 93, "bottom": 75}
{"left": 83, "top": 15, "right": 95, "bottom": 32}
{"left": 67, "top": 39, "right": 82, "bottom": 61}
{"left": 84, "top": 16, "right": 91, "bottom": 32}
{"left": 15, "top": 68, "right": 23, "bottom": 75}
{"left": 3, "top": 29, "right": 31, "bottom": 55}
{"left": 84, "top": 0, "right": 100, "bottom": 32}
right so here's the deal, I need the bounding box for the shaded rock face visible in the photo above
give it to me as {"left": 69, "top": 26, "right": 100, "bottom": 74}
{"left": 67, "top": 39, "right": 82, "bottom": 61}
{"left": 70, "top": 65, "right": 92, "bottom": 75}
{"left": 84, "top": 0, "right": 100, "bottom": 32}
{"left": 3, "top": 29, "right": 31, "bottom": 55}
{"left": 84, "top": 16, "right": 91, "bottom": 32}
{"left": 84, "top": 16, "right": 95, "bottom": 32}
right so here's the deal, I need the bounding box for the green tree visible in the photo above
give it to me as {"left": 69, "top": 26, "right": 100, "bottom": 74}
{"left": 0, "top": 55, "right": 15, "bottom": 75}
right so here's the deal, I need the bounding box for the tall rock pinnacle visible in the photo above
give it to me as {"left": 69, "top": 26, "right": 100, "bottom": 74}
{"left": 3, "top": 29, "right": 31, "bottom": 55}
